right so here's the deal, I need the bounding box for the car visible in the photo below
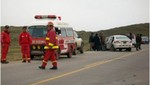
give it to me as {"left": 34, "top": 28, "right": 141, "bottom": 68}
{"left": 105, "top": 35, "right": 132, "bottom": 51}
{"left": 141, "top": 36, "right": 149, "bottom": 44}
{"left": 73, "top": 31, "right": 84, "bottom": 55}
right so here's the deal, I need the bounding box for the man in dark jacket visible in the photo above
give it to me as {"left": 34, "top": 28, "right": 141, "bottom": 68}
{"left": 93, "top": 33, "right": 100, "bottom": 51}
{"left": 136, "top": 34, "right": 141, "bottom": 51}
{"left": 89, "top": 32, "right": 94, "bottom": 51}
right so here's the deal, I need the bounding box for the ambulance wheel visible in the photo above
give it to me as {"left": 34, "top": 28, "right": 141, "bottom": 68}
{"left": 67, "top": 47, "right": 73, "bottom": 58}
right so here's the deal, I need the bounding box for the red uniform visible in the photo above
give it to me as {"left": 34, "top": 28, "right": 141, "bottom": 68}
{"left": 41, "top": 29, "right": 58, "bottom": 68}
{"left": 1, "top": 31, "right": 11, "bottom": 62}
{"left": 19, "top": 32, "right": 32, "bottom": 62}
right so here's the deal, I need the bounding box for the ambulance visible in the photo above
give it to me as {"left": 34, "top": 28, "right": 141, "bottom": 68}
{"left": 28, "top": 15, "right": 76, "bottom": 59}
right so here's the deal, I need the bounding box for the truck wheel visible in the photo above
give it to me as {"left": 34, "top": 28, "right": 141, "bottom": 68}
{"left": 67, "top": 47, "right": 73, "bottom": 58}
{"left": 80, "top": 44, "right": 84, "bottom": 54}
{"left": 73, "top": 47, "right": 77, "bottom": 55}
{"left": 56, "top": 49, "right": 60, "bottom": 60}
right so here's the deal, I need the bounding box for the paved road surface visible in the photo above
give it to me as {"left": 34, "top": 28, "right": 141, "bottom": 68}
{"left": 1, "top": 45, "right": 149, "bottom": 85}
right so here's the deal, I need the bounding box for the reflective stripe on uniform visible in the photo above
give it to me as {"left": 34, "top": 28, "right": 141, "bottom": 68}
{"left": 45, "top": 37, "right": 50, "bottom": 40}
{"left": 44, "top": 46, "right": 49, "bottom": 49}
{"left": 43, "top": 60, "right": 47, "bottom": 63}
{"left": 48, "top": 43, "right": 54, "bottom": 46}
{"left": 52, "top": 46, "right": 59, "bottom": 49}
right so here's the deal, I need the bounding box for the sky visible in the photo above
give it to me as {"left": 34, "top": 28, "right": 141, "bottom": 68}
{"left": 1, "top": 0, "right": 149, "bottom": 31}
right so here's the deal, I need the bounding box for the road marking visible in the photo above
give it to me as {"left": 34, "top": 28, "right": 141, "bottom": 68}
{"left": 30, "top": 49, "right": 148, "bottom": 85}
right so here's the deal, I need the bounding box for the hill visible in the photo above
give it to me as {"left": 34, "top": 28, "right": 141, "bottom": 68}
{"left": 1, "top": 23, "right": 149, "bottom": 61}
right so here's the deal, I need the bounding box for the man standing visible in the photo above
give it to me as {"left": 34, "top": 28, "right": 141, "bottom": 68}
{"left": 1, "top": 25, "right": 11, "bottom": 64}
{"left": 93, "top": 33, "right": 100, "bottom": 51}
{"left": 89, "top": 32, "right": 94, "bottom": 51}
{"left": 39, "top": 22, "right": 59, "bottom": 70}
{"left": 19, "top": 26, "right": 32, "bottom": 63}
{"left": 136, "top": 34, "right": 141, "bottom": 51}
{"left": 99, "top": 33, "right": 105, "bottom": 51}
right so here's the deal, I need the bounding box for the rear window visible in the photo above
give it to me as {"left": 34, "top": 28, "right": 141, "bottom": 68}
{"left": 28, "top": 26, "right": 47, "bottom": 38}
{"left": 116, "top": 36, "right": 130, "bottom": 40}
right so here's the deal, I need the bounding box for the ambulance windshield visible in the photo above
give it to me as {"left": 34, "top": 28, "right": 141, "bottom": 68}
{"left": 28, "top": 26, "right": 47, "bottom": 38}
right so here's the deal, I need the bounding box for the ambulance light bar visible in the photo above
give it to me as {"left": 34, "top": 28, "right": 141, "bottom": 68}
{"left": 35, "top": 15, "right": 57, "bottom": 19}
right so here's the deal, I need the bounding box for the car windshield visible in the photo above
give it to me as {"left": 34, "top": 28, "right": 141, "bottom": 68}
{"left": 28, "top": 26, "right": 47, "bottom": 38}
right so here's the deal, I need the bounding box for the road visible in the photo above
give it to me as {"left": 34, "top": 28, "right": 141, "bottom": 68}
{"left": 1, "top": 45, "right": 149, "bottom": 85}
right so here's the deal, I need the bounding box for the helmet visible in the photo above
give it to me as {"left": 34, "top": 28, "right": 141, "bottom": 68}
{"left": 47, "top": 22, "right": 54, "bottom": 26}
{"left": 23, "top": 26, "right": 27, "bottom": 29}
{"left": 5, "top": 25, "right": 9, "bottom": 29}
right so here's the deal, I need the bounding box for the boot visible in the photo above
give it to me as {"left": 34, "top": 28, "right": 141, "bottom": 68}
{"left": 1, "top": 60, "right": 9, "bottom": 64}
{"left": 39, "top": 66, "right": 45, "bottom": 70}
{"left": 50, "top": 66, "right": 57, "bottom": 70}
{"left": 22, "top": 60, "right": 26, "bottom": 63}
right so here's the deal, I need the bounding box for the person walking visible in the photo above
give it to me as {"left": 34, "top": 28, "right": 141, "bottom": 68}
{"left": 19, "top": 26, "right": 32, "bottom": 63}
{"left": 39, "top": 22, "right": 59, "bottom": 70}
{"left": 139, "top": 34, "right": 142, "bottom": 50}
{"left": 136, "top": 34, "right": 141, "bottom": 51}
{"left": 93, "top": 33, "right": 100, "bottom": 51}
{"left": 1, "top": 25, "right": 11, "bottom": 64}
{"left": 89, "top": 32, "right": 94, "bottom": 51}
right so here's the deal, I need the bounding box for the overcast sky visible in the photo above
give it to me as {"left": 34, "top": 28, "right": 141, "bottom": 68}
{"left": 1, "top": 0, "right": 149, "bottom": 31}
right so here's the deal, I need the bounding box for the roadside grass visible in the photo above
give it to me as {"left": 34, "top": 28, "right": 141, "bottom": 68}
{"left": 1, "top": 23, "right": 149, "bottom": 61}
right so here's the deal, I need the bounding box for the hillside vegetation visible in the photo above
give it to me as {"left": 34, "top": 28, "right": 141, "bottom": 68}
{"left": 1, "top": 23, "right": 149, "bottom": 61}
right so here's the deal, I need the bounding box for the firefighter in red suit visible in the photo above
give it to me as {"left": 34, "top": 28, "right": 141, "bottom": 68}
{"left": 39, "top": 22, "right": 58, "bottom": 70}
{"left": 1, "top": 25, "right": 11, "bottom": 64}
{"left": 19, "top": 26, "right": 32, "bottom": 63}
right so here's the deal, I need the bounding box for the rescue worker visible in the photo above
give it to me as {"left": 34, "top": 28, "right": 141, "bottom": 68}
{"left": 1, "top": 25, "right": 11, "bottom": 64}
{"left": 39, "top": 22, "right": 59, "bottom": 70}
{"left": 19, "top": 26, "right": 32, "bottom": 63}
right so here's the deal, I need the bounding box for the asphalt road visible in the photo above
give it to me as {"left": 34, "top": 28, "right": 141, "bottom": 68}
{"left": 1, "top": 45, "right": 149, "bottom": 85}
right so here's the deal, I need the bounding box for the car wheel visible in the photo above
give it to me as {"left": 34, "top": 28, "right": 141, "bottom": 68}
{"left": 67, "top": 47, "right": 73, "bottom": 58}
{"left": 127, "top": 48, "right": 132, "bottom": 52}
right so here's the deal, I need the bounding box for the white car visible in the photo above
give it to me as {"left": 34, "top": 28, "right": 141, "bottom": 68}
{"left": 105, "top": 35, "right": 132, "bottom": 51}
{"left": 73, "top": 31, "right": 84, "bottom": 54}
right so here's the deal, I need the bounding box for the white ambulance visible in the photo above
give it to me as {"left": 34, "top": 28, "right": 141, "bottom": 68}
{"left": 28, "top": 15, "right": 76, "bottom": 59}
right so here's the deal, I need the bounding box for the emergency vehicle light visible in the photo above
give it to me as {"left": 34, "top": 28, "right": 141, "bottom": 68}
{"left": 35, "top": 15, "right": 57, "bottom": 19}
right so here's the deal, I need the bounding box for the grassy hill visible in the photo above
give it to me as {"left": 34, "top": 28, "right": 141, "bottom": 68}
{"left": 1, "top": 23, "right": 149, "bottom": 61}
